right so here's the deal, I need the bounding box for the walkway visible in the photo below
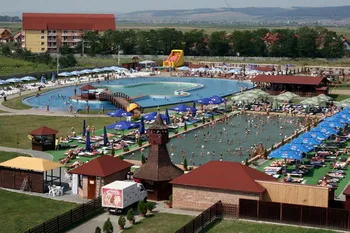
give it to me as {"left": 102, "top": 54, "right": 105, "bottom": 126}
{"left": 0, "top": 146, "right": 53, "bottom": 160}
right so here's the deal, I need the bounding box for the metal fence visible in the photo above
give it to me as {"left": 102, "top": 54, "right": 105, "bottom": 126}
{"left": 25, "top": 196, "right": 103, "bottom": 233}
{"left": 175, "top": 201, "right": 224, "bottom": 233}
{"left": 238, "top": 199, "right": 350, "bottom": 231}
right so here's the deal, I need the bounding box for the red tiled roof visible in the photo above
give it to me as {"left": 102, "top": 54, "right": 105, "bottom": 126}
{"left": 29, "top": 126, "right": 58, "bottom": 136}
{"left": 254, "top": 66, "right": 275, "bottom": 72}
{"left": 251, "top": 75, "right": 325, "bottom": 85}
{"left": 22, "top": 13, "right": 116, "bottom": 31}
{"left": 80, "top": 84, "right": 97, "bottom": 91}
{"left": 343, "top": 185, "right": 350, "bottom": 196}
{"left": 171, "top": 161, "right": 277, "bottom": 193}
{"left": 71, "top": 156, "right": 133, "bottom": 177}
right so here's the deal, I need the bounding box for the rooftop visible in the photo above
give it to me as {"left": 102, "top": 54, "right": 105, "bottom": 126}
{"left": 80, "top": 84, "right": 97, "bottom": 91}
{"left": 171, "top": 161, "right": 277, "bottom": 193}
{"left": 343, "top": 185, "right": 350, "bottom": 196}
{"left": 148, "top": 114, "right": 168, "bottom": 130}
{"left": 22, "top": 13, "right": 116, "bottom": 31}
{"left": 29, "top": 126, "right": 58, "bottom": 136}
{"left": 71, "top": 156, "right": 133, "bottom": 177}
{"left": 251, "top": 75, "right": 325, "bottom": 86}
{"left": 0, "top": 156, "right": 62, "bottom": 172}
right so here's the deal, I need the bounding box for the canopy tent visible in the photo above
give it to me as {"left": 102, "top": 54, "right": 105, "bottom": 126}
{"left": 170, "top": 104, "right": 196, "bottom": 112}
{"left": 57, "top": 72, "right": 71, "bottom": 77}
{"left": 107, "top": 109, "right": 133, "bottom": 117}
{"left": 106, "top": 120, "right": 139, "bottom": 130}
{"left": 310, "top": 127, "right": 338, "bottom": 136}
{"left": 300, "top": 131, "right": 329, "bottom": 141}
{"left": 291, "top": 137, "right": 322, "bottom": 146}
{"left": 279, "top": 144, "right": 311, "bottom": 153}
{"left": 317, "top": 121, "right": 345, "bottom": 129}
{"left": 269, "top": 150, "right": 302, "bottom": 160}
{"left": 0, "top": 156, "right": 62, "bottom": 172}
{"left": 143, "top": 112, "right": 168, "bottom": 121}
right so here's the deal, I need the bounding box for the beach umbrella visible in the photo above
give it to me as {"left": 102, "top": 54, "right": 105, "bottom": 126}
{"left": 210, "top": 95, "right": 224, "bottom": 104}
{"left": 20, "top": 76, "right": 37, "bottom": 81}
{"left": 107, "top": 120, "right": 139, "bottom": 130}
{"left": 139, "top": 117, "right": 145, "bottom": 134}
{"left": 51, "top": 74, "right": 56, "bottom": 82}
{"left": 249, "top": 89, "right": 269, "bottom": 99}
{"left": 280, "top": 144, "right": 311, "bottom": 153}
{"left": 177, "top": 66, "right": 190, "bottom": 71}
{"left": 103, "top": 126, "right": 108, "bottom": 146}
{"left": 82, "top": 119, "right": 86, "bottom": 137}
{"left": 192, "top": 101, "right": 196, "bottom": 110}
{"left": 0, "top": 80, "right": 9, "bottom": 85}
{"left": 143, "top": 112, "right": 168, "bottom": 121}
{"left": 6, "top": 78, "right": 22, "bottom": 83}
{"left": 107, "top": 109, "right": 133, "bottom": 118}
{"left": 227, "top": 68, "right": 241, "bottom": 74}
{"left": 269, "top": 150, "right": 302, "bottom": 160}
{"left": 300, "top": 97, "right": 327, "bottom": 107}
{"left": 165, "top": 109, "right": 171, "bottom": 125}
{"left": 292, "top": 137, "right": 321, "bottom": 146}
{"left": 170, "top": 104, "right": 196, "bottom": 112}
{"left": 317, "top": 121, "right": 345, "bottom": 129}
{"left": 58, "top": 72, "right": 70, "bottom": 77}
{"left": 317, "top": 94, "right": 332, "bottom": 102}
{"left": 40, "top": 76, "right": 46, "bottom": 84}
{"left": 311, "top": 127, "right": 338, "bottom": 136}
{"left": 85, "top": 130, "right": 91, "bottom": 152}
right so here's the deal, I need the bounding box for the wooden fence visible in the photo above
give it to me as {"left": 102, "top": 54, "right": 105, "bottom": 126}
{"left": 175, "top": 201, "right": 225, "bottom": 233}
{"left": 25, "top": 196, "right": 103, "bottom": 233}
{"left": 238, "top": 199, "right": 350, "bottom": 231}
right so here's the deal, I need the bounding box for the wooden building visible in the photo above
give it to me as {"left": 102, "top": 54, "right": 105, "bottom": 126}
{"left": 133, "top": 114, "right": 184, "bottom": 201}
{"left": 71, "top": 156, "right": 133, "bottom": 199}
{"left": 79, "top": 84, "right": 97, "bottom": 100}
{"left": 29, "top": 126, "right": 58, "bottom": 151}
{"left": 251, "top": 75, "right": 329, "bottom": 96}
{"left": 343, "top": 185, "right": 350, "bottom": 210}
{"left": 0, "top": 156, "right": 62, "bottom": 193}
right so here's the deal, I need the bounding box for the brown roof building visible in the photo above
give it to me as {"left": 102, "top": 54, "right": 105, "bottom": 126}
{"left": 134, "top": 114, "right": 183, "bottom": 200}
{"left": 71, "top": 156, "right": 133, "bottom": 199}
{"left": 29, "top": 126, "right": 59, "bottom": 151}
{"left": 171, "top": 161, "right": 276, "bottom": 211}
{"left": 22, "top": 13, "right": 116, "bottom": 53}
{"left": 251, "top": 75, "right": 328, "bottom": 96}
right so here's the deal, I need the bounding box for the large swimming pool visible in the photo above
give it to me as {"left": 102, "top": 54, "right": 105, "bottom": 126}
{"left": 23, "top": 77, "right": 253, "bottom": 110}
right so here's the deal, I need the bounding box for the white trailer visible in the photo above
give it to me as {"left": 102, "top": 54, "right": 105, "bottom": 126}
{"left": 101, "top": 181, "right": 147, "bottom": 214}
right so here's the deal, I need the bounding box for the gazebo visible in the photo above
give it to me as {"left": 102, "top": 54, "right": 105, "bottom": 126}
{"left": 29, "top": 126, "right": 58, "bottom": 151}
{"left": 0, "top": 156, "right": 63, "bottom": 193}
{"left": 80, "top": 84, "right": 97, "bottom": 100}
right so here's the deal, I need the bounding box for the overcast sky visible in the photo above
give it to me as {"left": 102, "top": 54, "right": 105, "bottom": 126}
{"left": 1, "top": 0, "right": 350, "bottom": 14}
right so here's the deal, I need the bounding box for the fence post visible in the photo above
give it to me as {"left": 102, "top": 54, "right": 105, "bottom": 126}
{"left": 83, "top": 203, "right": 85, "bottom": 219}
{"left": 70, "top": 209, "right": 73, "bottom": 224}
{"left": 209, "top": 206, "right": 212, "bottom": 221}
{"left": 57, "top": 215, "right": 60, "bottom": 232}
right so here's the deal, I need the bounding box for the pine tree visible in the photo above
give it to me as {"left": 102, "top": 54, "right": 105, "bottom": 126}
{"left": 183, "top": 158, "right": 188, "bottom": 171}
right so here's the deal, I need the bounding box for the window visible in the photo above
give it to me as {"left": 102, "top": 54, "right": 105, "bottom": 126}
{"left": 41, "top": 42, "right": 44, "bottom": 45}
{"left": 41, "top": 30, "right": 45, "bottom": 33}
{"left": 53, "top": 30, "right": 56, "bottom": 33}
{"left": 63, "top": 30, "right": 68, "bottom": 33}
{"left": 48, "top": 30, "right": 51, "bottom": 33}
{"left": 78, "top": 175, "right": 83, "bottom": 188}
{"left": 41, "top": 36, "right": 44, "bottom": 39}
{"left": 41, "top": 48, "right": 45, "bottom": 51}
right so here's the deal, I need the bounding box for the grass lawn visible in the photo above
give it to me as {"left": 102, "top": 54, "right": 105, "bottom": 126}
{"left": 205, "top": 219, "right": 336, "bottom": 233}
{"left": 0, "top": 151, "right": 30, "bottom": 162}
{"left": 2, "top": 92, "right": 35, "bottom": 110}
{"left": 0, "top": 115, "right": 116, "bottom": 149}
{"left": 0, "top": 189, "right": 77, "bottom": 233}
{"left": 328, "top": 94, "right": 350, "bottom": 101}
{"left": 124, "top": 213, "right": 193, "bottom": 233}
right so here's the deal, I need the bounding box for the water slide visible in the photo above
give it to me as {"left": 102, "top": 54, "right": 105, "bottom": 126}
{"left": 163, "top": 50, "right": 184, "bottom": 68}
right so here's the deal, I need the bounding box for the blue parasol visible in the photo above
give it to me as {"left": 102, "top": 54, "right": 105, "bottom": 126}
{"left": 291, "top": 137, "right": 321, "bottom": 146}
{"left": 139, "top": 117, "right": 145, "bottom": 134}
{"left": 269, "top": 150, "right": 302, "bottom": 160}
{"left": 169, "top": 104, "right": 196, "bottom": 112}
{"left": 107, "top": 120, "right": 139, "bottom": 130}
{"left": 41, "top": 76, "right": 46, "bottom": 84}
{"left": 107, "top": 109, "right": 133, "bottom": 117}
{"left": 143, "top": 112, "right": 168, "bottom": 121}
{"left": 195, "top": 97, "right": 213, "bottom": 105}
{"left": 210, "top": 95, "right": 224, "bottom": 104}
{"left": 85, "top": 130, "right": 91, "bottom": 151}
{"left": 82, "top": 119, "right": 86, "bottom": 137}
{"left": 103, "top": 126, "right": 108, "bottom": 146}
{"left": 165, "top": 109, "right": 171, "bottom": 125}
{"left": 51, "top": 74, "right": 56, "bottom": 82}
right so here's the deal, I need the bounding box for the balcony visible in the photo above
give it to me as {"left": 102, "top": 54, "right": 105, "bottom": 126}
{"left": 48, "top": 44, "right": 57, "bottom": 48}
{"left": 47, "top": 33, "right": 57, "bottom": 36}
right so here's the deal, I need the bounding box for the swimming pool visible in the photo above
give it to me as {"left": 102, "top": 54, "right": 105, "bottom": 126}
{"left": 23, "top": 77, "right": 253, "bottom": 110}
{"left": 125, "top": 114, "right": 304, "bottom": 165}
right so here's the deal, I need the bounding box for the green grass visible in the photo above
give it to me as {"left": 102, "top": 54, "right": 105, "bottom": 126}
{"left": 204, "top": 219, "right": 336, "bottom": 233}
{"left": 0, "top": 189, "right": 77, "bottom": 233}
{"left": 0, "top": 115, "right": 116, "bottom": 149}
{"left": 328, "top": 94, "right": 350, "bottom": 101}
{"left": 1, "top": 92, "right": 34, "bottom": 110}
{"left": 0, "top": 22, "right": 21, "bottom": 32}
{"left": 0, "top": 151, "right": 30, "bottom": 162}
{"left": 124, "top": 213, "right": 194, "bottom": 233}
{"left": 0, "top": 56, "right": 56, "bottom": 76}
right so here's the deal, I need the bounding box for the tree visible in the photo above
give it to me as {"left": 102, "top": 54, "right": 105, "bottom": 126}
{"left": 60, "top": 43, "right": 73, "bottom": 55}
{"left": 82, "top": 31, "right": 101, "bottom": 56}
{"left": 118, "top": 215, "right": 126, "bottom": 229}
{"left": 183, "top": 30, "right": 209, "bottom": 56}
{"left": 1, "top": 44, "right": 11, "bottom": 56}
{"left": 137, "top": 200, "right": 147, "bottom": 217}
{"left": 111, "top": 147, "right": 115, "bottom": 156}
{"left": 141, "top": 154, "right": 146, "bottom": 164}
{"left": 296, "top": 27, "right": 318, "bottom": 58}
{"left": 183, "top": 158, "right": 188, "bottom": 171}
{"left": 126, "top": 209, "right": 135, "bottom": 224}
{"left": 95, "top": 226, "right": 102, "bottom": 233}
{"left": 103, "top": 218, "right": 113, "bottom": 233}
{"left": 208, "top": 31, "right": 231, "bottom": 56}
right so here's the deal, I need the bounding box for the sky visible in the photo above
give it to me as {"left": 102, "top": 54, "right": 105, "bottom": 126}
{"left": 1, "top": 0, "right": 350, "bottom": 14}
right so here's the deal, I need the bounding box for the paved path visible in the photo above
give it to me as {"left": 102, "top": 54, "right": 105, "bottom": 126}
{"left": 0, "top": 146, "right": 53, "bottom": 160}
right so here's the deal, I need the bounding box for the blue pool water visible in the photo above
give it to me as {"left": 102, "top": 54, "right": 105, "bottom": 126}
{"left": 23, "top": 77, "right": 253, "bottom": 111}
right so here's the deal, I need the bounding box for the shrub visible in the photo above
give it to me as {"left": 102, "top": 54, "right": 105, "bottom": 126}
{"left": 169, "top": 194, "right": 173, "bottom": 202}
{"left": 183, "top": 158, "right": 188, "bottom": 171}
{"left": 95, "top": 226, "right": 102, "bottom": 233}
{"left": 111, "top": 147, "right": 115, "bottom": 156}
{"left": 103, "top": 218, "right": 113, "bottom": 233}
{"left": 126, "top": 209, "right": 135, "bottom": 221}
{"left": 141, "top": 154, "right": 146, "bottom": 164}
{"left": 119, "top": 155, "right": 124, "bottom": 160}
{"left": 118, "top": 215, "right": 126, "bottom": 228}
{"left": 146, "top": 202, "right": 154, "bottom": 212}
{"left": 137, "top": 200, "right": 147, "bottom": 216}
{"left": 202, "top": 117, "right": 206, "bottom": 124}
{"left": 137, "top": 137, "right": 142, "bottom": 147}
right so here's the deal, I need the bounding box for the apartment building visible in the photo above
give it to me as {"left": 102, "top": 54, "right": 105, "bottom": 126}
{"left": 22, "top": 13, "right": 116, "bottom": 53}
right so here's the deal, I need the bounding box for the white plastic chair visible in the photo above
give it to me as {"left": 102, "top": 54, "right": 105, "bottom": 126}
{"left": 58, "top": 186, "right": 64, "bottom": 196}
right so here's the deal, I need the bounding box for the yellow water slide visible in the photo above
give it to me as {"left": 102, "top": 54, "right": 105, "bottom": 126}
{"left": 163, "top": 49, "right": 184, "bottom": 68}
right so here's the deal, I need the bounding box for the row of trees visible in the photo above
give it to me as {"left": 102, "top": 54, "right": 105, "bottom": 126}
{"left": 75, "top": 27, "right": 345, "bottom": 58}
{"left": 0, "top": 43, "right": 77, "bottom": 69}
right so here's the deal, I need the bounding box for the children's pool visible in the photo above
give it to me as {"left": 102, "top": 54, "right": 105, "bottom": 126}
{"left": 125, "top": 114, "right": 304, "bottom": 166}
{"left": 23, "top": 77, "right": 253, "bottom": 111}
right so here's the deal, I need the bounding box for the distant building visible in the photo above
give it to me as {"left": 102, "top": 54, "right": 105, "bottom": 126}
{"left": 0, "top": 28, "right": 12, "bottom": 43}
{"left": 22, "top": 13, "right": 116, "bottom": 53}
{"left": 13, "top": 30, "right": 23, "bottom": 45}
